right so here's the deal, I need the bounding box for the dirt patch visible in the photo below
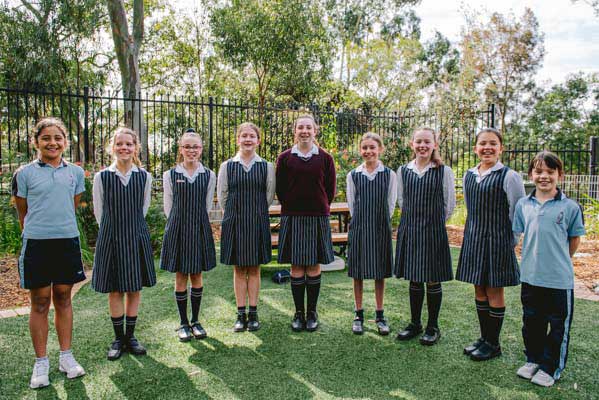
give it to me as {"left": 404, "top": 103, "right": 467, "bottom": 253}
{"left": 447, "top": 224, "right": 599, "bottom": 291}
{"left": 0, "top": 257, "right": 29, "bottom": 309}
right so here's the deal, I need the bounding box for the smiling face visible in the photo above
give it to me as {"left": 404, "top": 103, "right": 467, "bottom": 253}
{"left": 35, "top": 126, "right": 66, "bottom": 163}
{"left": 294, "top": 117, "right": 317, "bottom": 146}
{"left": 179, "top": 135, "right": 203, "bottom": 163}
{"left": 112, "top": 132, "right": 137, "bottom": 163}
{"left": 237, "top": 126, "right": 260, "bottom": 153}
{"left": 474, "top": 131, "right": 503, "bottom": 166}
{"left": 410, "top": 129, "right": 437, "bottom": 163}
{"left": 530, "top": 160, "right": 561, "bottom": 195}
{"left": 360, "top": 138, "right": 383, "bottom": 164}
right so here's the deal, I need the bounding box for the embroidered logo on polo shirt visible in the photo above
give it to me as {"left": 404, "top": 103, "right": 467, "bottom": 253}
{"left": 556, "top": 211, "right": 564, "bottom": 225}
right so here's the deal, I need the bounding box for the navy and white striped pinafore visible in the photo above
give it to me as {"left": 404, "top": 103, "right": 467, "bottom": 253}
{"left": 92, "top": 169, "right": 155, "bottom": 293}
{"left": 456, "top": 167, "right": 520, "bottom": 287}
{"left": 160, "top": 168, "right": 216, "bottom": 273}
{"left": 347, "top": 168, "right": 393, "bottom": 279}
{"left": 394, "top": 165, "right": 453, "bottom": 282}
{"left": 220, "top": 161, "right": 271, "bottom": 266}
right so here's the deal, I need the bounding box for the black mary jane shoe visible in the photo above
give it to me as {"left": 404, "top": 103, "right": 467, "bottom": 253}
{"left": 419, "top": 327, "right": 441, "bottom": 346}
{"left": 126, "top": 337, "right": 147, "bottom": 356}
{"left": 352, "top": 318, "right": 364, "bottom": 335}
{"left": 107, "top": 339, "right": 124, "bottom": 361}
{"left": 395, "top": 323, "right": 423, "bottom": 341}
{"left": 470, "top": 340, "right": 502, "bottom": 361}
{"left": 176, "top": 325, "right": 193, "bottom": 342}
{"left": 247, "top": 313, "right": 260, "bottom": 332}
{"left": 305, "top": 311, "right": 319, "bottom": 332}
{"left": 463, "top": 337, "right": 485, "bottom": 355}
{"left": 233, "top": 313, "right": 247, "bottom": 332}
{"left": 190, "top": 322, "right": 207, "bottom": 339}
{"left": 291, "top": 311, "right": 306, "bottom": 332}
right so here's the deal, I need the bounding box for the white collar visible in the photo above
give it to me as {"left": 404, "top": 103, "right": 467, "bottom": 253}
{"left": 469, "top": 161, "right": 504, "bottom": 176}
{"left": 291, "top": 144, "right": 319, "bottom": 157}
{"left": 232, "top": 152, "right": 263, "bottom": 165}
{"left": 108, "top": 162, "right": 139, "bottom": 175}
{"left": 406, "top": 160, "right": 433, "bottom": 175}
{"left": 175, "top": 163, "right": 205, "bottom": 175}
{"left": 356, "top": 161, "right": 384, "bottom": 174}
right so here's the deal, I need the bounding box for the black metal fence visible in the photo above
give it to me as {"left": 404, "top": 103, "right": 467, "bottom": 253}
{"left": 1, "top": 86, "right": 596, "bottom": 198}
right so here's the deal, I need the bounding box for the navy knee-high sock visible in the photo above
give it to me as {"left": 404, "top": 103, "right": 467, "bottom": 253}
{"left": 409, "top": 282, "right": 425, "bottom": 325}
{"left": 426, "top": 283, "right": 442, "bottom": 329}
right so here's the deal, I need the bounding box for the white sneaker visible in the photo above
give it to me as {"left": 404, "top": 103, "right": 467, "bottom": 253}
{"left": 531, "top": 369, "right": 555, "bottom": 387}
{"left": 516, "top": 362, "right": 540, "bottom": 379}
{"left": 30, "top": 359, "right": 50, "bottom": 389}
{"left": 58, "top": 353, "right": 86, "bottom": 379}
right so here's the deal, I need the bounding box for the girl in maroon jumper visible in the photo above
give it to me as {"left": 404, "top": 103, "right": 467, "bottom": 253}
{"left": 275, "top": 114, "right": 336, "bottom": 332}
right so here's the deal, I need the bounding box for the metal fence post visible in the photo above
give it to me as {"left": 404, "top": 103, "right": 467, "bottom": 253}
{"left": 590, "top": 136, "right": 598, "bottom": 176}
{"left": 83, "top": 86, "right": 90, "bottom": 164}
{"left": 208, "top": 96, "right": 214, "bottom": 170}
{"left": 489, "top": 104, "right": 496, "bottom": 128}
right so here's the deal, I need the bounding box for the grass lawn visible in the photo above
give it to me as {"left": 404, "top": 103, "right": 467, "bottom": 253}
{"left": 1, "top": 248, "right": 598, "bottom": 399}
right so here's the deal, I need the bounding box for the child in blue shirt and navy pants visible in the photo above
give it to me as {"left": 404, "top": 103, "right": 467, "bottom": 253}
{"left": 513, "top": 151, "right": 585, "bottom": 388}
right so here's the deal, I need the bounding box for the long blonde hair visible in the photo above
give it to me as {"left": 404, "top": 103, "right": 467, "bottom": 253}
{"left": 410, "top": 126, "right": 443, "bottom": 166}
{"left": 237, "top": 122, "right": 261, "bottom": 139}
{"left": 176, "top": 131, "right": 203, "bottom": 163}
{"left": 109, "top": 127, "right": 142, "bottom": 167}
{"left": 360, "top": 132, "right": 385, "bottom": 150}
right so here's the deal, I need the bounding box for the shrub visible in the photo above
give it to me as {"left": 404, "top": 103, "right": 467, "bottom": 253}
{"left": 0, "top": 199, "right": 21, "bottom": 256}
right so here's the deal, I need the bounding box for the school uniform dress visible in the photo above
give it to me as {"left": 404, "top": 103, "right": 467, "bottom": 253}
{"left": 346, "top": 162, "right": 397, "bottom": 280}
{"left": 217, "top": 154, "right": 275, "bottom": 266}
{"left": 160, "top": 164, "right": 216, "bottom": 273}
{"left": 513, "top": 189, "right": 585, "bottom": 380}
{"left": 394, "top": 162, "right": 455, "bottom": 282}
{"left": 456, "top": 162, "right": 525, "bottom": 287}
{"left": 275, "top": 144, "right": 336, "bottom": 266}
{"left": 91, "top": 164, "right": 155, "bottom": 293}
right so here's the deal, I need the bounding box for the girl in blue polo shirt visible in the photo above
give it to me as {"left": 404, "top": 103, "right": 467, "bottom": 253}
{"left": 92, "top": 127, "right": 155, "bottom": 361}
{"left": 513, "top": 151, "right": 585, "bottom": 387}
{"left": 14, "top": 117, "right": 86, "bottom": 389}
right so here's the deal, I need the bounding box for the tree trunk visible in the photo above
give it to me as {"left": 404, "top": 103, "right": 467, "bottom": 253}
{"left": 106, "top": 0, "right": 147, "bottom": 162}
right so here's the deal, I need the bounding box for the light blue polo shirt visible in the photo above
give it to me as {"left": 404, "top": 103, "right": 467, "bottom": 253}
{"left": 513, "top": 189, "right": 586, "bottom": 290}
{"left": 16, "top": 159, "right": 85, "bottom": 239}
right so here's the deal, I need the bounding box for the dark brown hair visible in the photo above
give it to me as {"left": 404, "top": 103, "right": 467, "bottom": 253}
{"left": 528, "top": 150, "right": 564, "bottom": 176}
{"left": 475, "top": 127, "right": 503, "bottom": 144}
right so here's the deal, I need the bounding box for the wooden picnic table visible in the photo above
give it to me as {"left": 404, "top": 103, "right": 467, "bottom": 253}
{"left": 268, "top": 202, "right": 351, "bottom": 232}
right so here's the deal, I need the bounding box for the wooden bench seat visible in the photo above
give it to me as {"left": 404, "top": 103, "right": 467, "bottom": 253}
{"left": 271, "top": 232, "right": 348, "bottom": 248}
{"left": 271, "top": 220, "right": 341, "bottom": 232}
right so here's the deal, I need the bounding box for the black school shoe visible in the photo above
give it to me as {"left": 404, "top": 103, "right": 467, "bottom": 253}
{"left": 291, "top": 311, "right": 306, "bottom": 332}
{"left": 419, "top": 327, "right": 441, "bottom": 346}
{"left": 107, "top": 339, "right": 124, "bottom": 361}
{"left": 233, "top": 313, "right": 247, "bottom": 332}
{"left": 176, "top": 325, "right": 193, "bottom": 342}
{"left": 470, "top": 340, "right": 501, "bottom": 361}
{"left": 305, "top": 311, "right": 319, "bottom": 332}
{"left": 247, "top": 313, "right": 260, "bottom": 332}
{"left": 352, "top": 318, "right": 364, "bottom": 335}
{"left": 190, "top": 322, "right": 207, "bottom": 339}
{"left": 126, "top": 337, "right": 147, "bottom": 356}
{"left": 376, "top": 318, "right": 390, "bottom": 336}
{"left": 395, "top": 323, "right": 423, "bottom": 341}
{"left": 463, "top": 337, "right": 485, "bottom": 355}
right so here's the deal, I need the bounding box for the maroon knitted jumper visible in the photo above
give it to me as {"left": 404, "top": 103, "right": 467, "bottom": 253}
{"left": 275, "top": 148, "right": 336, "bottom": 216}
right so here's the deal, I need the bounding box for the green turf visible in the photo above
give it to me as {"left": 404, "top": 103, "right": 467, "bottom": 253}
{"left": 1, "top": 248, "right": 598, "bottom": 399}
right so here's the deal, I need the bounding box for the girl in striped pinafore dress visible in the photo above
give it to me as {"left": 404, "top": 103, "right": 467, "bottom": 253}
{"left": 394, "top": 127, "right": 455, "bottom": 346}
{"left": 92, "top": 127, "right": 155, "bottom": 361}
{"left": 346, "top": 132, "right": 397, "bottom": 336}
{"left": 160, "top": 129, "right": 216, "bottom": 342}
{"left": 276, "top": 114, "right": 336, "bottom": 333}
{"left": 457, "top": 128, "right": 525, "bottom": 362}
{"left": 217, "top": 122, "right": 275, "bottom": 332}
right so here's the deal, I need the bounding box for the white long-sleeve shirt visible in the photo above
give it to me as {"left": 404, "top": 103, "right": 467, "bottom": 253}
{"left": 92, "top": 163, "right": 152, "bottom": 225}
{"left": 346, "top": 161, "right": 398, "bottom": 218}
{"left": 162, "top": 163, "right": 216, "bottom": 218}
{"left": 397, "top": 161, "right": 456, "bottom": 221}
{"left": 217, "top": 153, "right": 276, "bottom": 210}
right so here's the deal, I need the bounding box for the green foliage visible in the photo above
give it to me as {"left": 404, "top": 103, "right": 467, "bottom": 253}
{"left": 145, "top": 193, "right": 167, "bottom": 257}
{"left": 582, "top": 194, "right": 599, "bottom": 239}
{"left": 329, "top": 148, "right": 361, "bottom": 202}
{"left": 0, "top": 198, "right": 21, "bottom": 256}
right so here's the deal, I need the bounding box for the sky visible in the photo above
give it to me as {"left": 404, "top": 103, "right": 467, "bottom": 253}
{"left": 414, "top": 0, "right": 598, "bottom": 85}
